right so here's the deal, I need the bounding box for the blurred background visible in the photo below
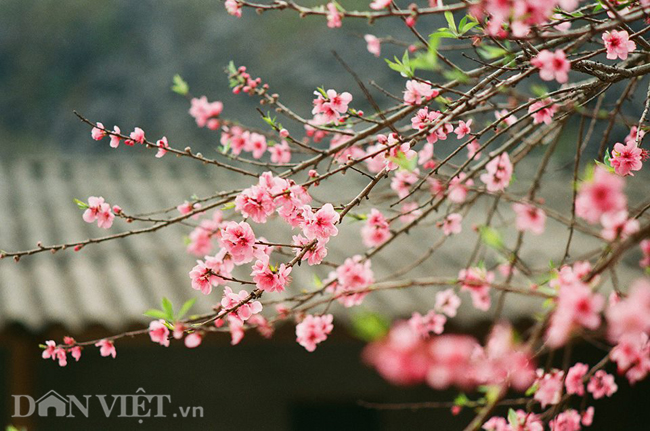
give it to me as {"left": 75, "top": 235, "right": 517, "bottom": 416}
{"left": 1, "top": 0, "right": 649, "bottom": 429}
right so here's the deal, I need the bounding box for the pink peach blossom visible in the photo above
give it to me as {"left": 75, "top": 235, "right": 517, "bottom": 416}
{"left": 149, "top": 320, "right": 170, "bottom": 347}
{"left": 95, "top": 339, "right": 117, "bottom": 358}
{"left": 512, "top": 203, "right": 546, "bottom": 235}
{"left": 364, "top": 34, "right": 381, "bottom": 56}
{"left": 531, "top": 49, "right": 570, "bottom": 83}
{"left": 603, "top": 30, "right": 636, "bottom": 60}
{"left": 296, "top": 314, "right": 334, "bottom": 352}
{"left": 610, "top": 140, "right": 643, "bottom": 176}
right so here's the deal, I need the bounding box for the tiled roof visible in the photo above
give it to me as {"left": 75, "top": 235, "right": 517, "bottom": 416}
{"left": 0, "top": 155, "right": 643, "bottom": 332}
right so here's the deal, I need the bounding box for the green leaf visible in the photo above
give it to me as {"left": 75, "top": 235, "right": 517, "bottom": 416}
{"left": 316, "top": 87, "right": 328, "bottom": 98}
{"left": 444, "top": 11, "right": 457, "bottom": 33}
{"left": 161, "top": 297, "right": 174, "bottom": 321}
{"left": 144, "top": 309, "right": 169, "bottom": 320}
{"left": 262, "top": 112, "right": 277, "bottom": 128}
{"left": 603, "top": 149, "right": 613, "bottom": 169}
{"left": 227, "top": 61, "right": 238, "bottom": 75}
{"left": 458, "top": 15, "right": 479, "bottom": 35}
{"left": 350, "top": 311, "right": 390, "bottom": 342}
{"left": 222, "top": 201, "right": 236, "bottom": 210}
{"left": 443, "top": 69, "right": 470, "bottom": 84}
{"left": 177, "top": 298, "right": 197, "bottom": 320}
{"left": 312, "top": 273, "right": 323, "bottom": 289}
{"left": 411, "top": 34, "right": 442, "bottom": 71}
{"left": 478, "top": 45, "right": 507, "bottom": 60}
{"left": 530, "top": 84, "right": 549, "bottom": 98}
{"left": 388, "top": 150, "right": 417, "bottom": 172}
{"left": 385, "top": 53, "right": 414, "bottom": 78}
{"left": 525, "top": 382, "right": 538, "bottom": 396}
{"left": 171, "top": 74, "right": 189, "bottom": 96}
{"left": 435, "top": 29, "right": 457, "bottom": 39}
{"left": 74, "top": 198, "right": 89, "bottom": 210}
{"left": 454, "top": 393, "right": 469, "bottom": 406}
{"left": 479, "top": 226, "right": 504, "bottom": 250}
{"left": 507, "top": 408, "right": 519, "bottom": 427}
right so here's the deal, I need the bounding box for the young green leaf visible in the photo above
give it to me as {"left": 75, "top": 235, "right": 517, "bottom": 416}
{"left": 171, "top": 74, "right": 189, "bottom": 96}
{"left": 444, "top": 11, "right": 457, "bottom": 33}
{"left": 74, "top": 198, "right": 89, "bottom": 210}
{"left": 161, "top": 297, "right": 174, "bottom": 321}
{"left": 479, "top": 226, "right": 504, "bottom": 250}
{"left": 507, "top": 408, "right": 519, "bottom": 427}
{"left": 350, "top": 311, "right": 390, "bottom": 342}
{"left": 177, "top": 298, "right": 197, "bottom": 320}
{"left": 144, "top": 309, "right": 169, "bottom": 320}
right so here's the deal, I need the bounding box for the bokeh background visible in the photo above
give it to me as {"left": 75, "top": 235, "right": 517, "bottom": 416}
{"left": 1, "top": 1, "right": 649, "bottom": 430}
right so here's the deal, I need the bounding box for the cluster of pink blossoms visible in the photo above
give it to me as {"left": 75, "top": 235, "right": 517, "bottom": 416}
{"left": 575, "top": 166, "right": 640, "bottom": 242}
{"left": 221, "top": 126, "right": 269, "bottom": 160}
{"left": 411, "top": 107, "right": 454, "bottom": 145}
{"left": 82, "top": 196, "right": 116, "bottom": 229}
{"left": 326, "top": 255, "right": 375, "bottom": 307}
{"left": 229, "top": 65, "right": 265, "bottom": 95}
{"left": 548, "top": 408, "right": 594, "bottom": 431}
{"left": 575, "top": 166, "right": 627, "bottom": 224}
{"left": 364, "top": 322, "right": 535, "bottom": 391}
{"left": 458, "top": 266, "right": 495, "bottom": 311}
{"left": 149, "top": 320, "right": 203, "bottom": 349}
{"left": 532, "top": 365, "right": 616, "bottom": 425}
{"left": 91, "top": 123, "right": 170, "bottom": 158}
{"left": 311, "top": 89, "right": 352, "bottom": 124}
{"left": 403, "top": 80, "right": 439, "bottom": 105}
{"left": 361, "top": 208, "right": 390, "bottom": 247}
{"left": 42, "top": 337, "right": 82, "bottom": 367}
{"left": 408, "top": 289, "right": 461, "bottom": 338}
{"left": 606, "top": 279, "right": 650, "bottom": 383}
{"left": 545, "top": 261, "right": 605, "bottom": 348}
{"left": 326, "top": 3, "right": 342, "bottom": 28}
{"left": 296, "top": 314, "right": 334, "bottom": 351}
{"left": 182, "top": 168, "right": 350, "bottom": 348}
{"left": 483, "top": 409, "right": 544, "bottom": 431}
{"left": 189, "top": 96, "right": 223, "bottom": 130}
{"left": 528, "top": 99, "right": 558, "bottom": 125}
{"left": 365, "top": 132, "right": 417, "bottom": 173}
{"left": 480, "top": 152, "right": 513, "bottom": 192}
{"left": 186, "top": 210, "right": 223, "bottom": 256}
{"left": 470, "top": 0, "right": 578, "bottom": 37}
{"left": 221, "top": 286, "right": 263, "bottom": 321}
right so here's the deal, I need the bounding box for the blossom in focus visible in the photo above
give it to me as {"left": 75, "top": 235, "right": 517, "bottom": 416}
{"left": 149, "top": 320, "right": 170, "bottom": 347}
{"left": 603, "top": 30, "right": 636, "bottom": 60}
{"left": 296, "top": 314, "right": 334, "bottom": 352}
{"left": 480, "top": 153, "right": 513, "bottom": 192}
{"left": 95, "top": 340, "right": 117, "bottom": 358}
{"left": 610, "top": 140, "right": 643, "bottom": 176}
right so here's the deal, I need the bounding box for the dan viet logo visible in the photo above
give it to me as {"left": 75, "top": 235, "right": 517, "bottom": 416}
{"left": 12, "top": 388, "right": 203, "bottom": 422}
